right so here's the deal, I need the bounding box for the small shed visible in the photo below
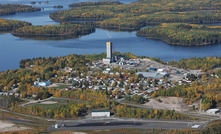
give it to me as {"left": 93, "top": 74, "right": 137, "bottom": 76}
{"left": 91, "top": 110, "right": 110, "bottom": 117}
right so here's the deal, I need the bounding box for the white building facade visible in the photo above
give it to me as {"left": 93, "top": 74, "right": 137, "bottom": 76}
{"left": 91, "top": 110, "right": 110, "bottom": 117}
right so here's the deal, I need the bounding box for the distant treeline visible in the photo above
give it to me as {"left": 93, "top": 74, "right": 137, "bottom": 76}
{"left": 0, "top": 4, "right": 41, "bottom": 16}
{"left": 0, "top": 18, "right": 31, "bottom": 31}
{"left": 137, "top": 23, "right": 221, "bottom": 46}
{"left": 167, "top": 57, "right": 221, "bottom": 71}
{"left": 50, "top": 0, "right": 221, "bottom": 31}
{"left": 69, "top": 1, "right": 122, "bottom": 7}
{"left": 11, "top": 24, "right": 95, "bottom": 40}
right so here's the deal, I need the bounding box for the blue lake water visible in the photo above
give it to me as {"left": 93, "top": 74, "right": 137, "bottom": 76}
{"left": 0, "top": 0, "right": 221, "bottom": 71}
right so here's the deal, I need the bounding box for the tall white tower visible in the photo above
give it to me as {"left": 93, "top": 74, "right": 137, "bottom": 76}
{"left": 103, "top": 41, "right": 113, "bottom": 64}
{"left": 106, "top": 41, "right": 112, "bottom": 59}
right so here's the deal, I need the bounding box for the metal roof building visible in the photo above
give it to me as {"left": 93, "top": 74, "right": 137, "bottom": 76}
{"left": 136, "top": 72, "right": 168, "bottom": 78}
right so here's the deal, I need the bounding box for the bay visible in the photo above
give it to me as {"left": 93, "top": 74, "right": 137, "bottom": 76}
{"left": 0, "top": 0, "right": 221, "bottom": 71}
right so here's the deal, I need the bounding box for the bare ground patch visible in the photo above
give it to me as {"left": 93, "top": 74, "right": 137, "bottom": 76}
{"left": 40, "top": 101, "right": 58, "bottom": 104}
{"left": 144, "top": 97, "right": 189, "bottom": 112}
{"left": 0, "top": 120, "right": 29, "bottom": 132}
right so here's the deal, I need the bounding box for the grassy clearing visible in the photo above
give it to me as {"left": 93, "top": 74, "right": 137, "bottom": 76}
{"left": 28, "top": 103, "right": 64, "bottom": 109}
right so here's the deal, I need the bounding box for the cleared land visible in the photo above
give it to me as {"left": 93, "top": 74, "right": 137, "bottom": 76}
{"left": 0, "top": 120, "right": 29, "bottom": 132}
{"left": 144, "top": 97, "right": 189, "bottom": 112}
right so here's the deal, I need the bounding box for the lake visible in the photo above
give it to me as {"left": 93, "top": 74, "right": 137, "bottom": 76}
{"left": 0, "top": 0, "right": 221, "bottom": 71}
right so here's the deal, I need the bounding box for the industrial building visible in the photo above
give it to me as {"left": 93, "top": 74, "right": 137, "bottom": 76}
{"left": 103, "top": 41, "right": 113, "bottom": 64}
{"left": 91, "top": 110, "right": 110, "bottom": 117}
{"left": 136, "top": 72, "right": 169, "bottom": 78}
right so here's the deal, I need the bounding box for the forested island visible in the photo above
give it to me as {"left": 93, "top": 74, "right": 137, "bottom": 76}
{"left": 11, "top": 24, "right": 95, "bottom": 40}
{"left": 48, "top": 0, "right": 221, "bottom": 44}
{"left": 0, "top": 18, "right": 31, "bottom": 31}
{"left": 0, "top": 4, "right": 41, "bottom": 16}
{"left": 50, "top": 0, "right": 221, "bottom": 29}
{"left": 137, "top": 23, "right": 221, "bottom": 46}
{"left": 69, "top": 1, "right": 122, "bottom": 7}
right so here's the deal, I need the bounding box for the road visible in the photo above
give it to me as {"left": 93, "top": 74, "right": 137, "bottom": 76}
{"left": 47, "top": 117, "right": 207, "bottom": 131}
{"left": 0, "top": 106, "right": 216, "bottom": 131}
{"left": 1, "top": 97, "right": 220, "bottom": 131}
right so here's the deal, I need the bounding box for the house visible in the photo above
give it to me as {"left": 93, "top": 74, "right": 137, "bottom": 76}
{"left": 38, "top": 81, "right": 51, "bottom": 87}
{"left": 91, "top": 110, "right": 110, "bottom": 117}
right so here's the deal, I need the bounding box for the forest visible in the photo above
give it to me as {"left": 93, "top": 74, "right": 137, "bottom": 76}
{"left": 137, "top": 23, "right": 221, "bottom": 46}
{"left": 167, "top": 57, "right": 221, "bottom": 71}
{"left": 69, "top": 1, "right": 122, "bottom": 7}
{"left": 50, "top": 0, "right": 221, "bottom": 32}
{"left": 11, "top": 24, "right": 95, "bottom": 40}
{"left": 0, "top": 4, "right": 40, "bottom": 16}
{"left": 115, "top": 105, "right": 192, "bottom": 120}
{"left": 0, "top": 18, "right": 31, "bottom": 31}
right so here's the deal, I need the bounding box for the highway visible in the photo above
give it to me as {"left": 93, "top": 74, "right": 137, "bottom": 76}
{"left": 47, "top": 117, "right": 207, "bottom": 131}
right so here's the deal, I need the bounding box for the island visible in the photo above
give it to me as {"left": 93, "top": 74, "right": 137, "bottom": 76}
{"left": 11, "top": 23, "right": 95, "bottom": 40}
{"left": 137, "top": 23, "right": 221, "bottom": 46}
{"left": 0, "top": 18, "right": 31, "bottom": 31}
{"left": 69, "top": 1, "right": 122, "bottom": 7}
{"left": 48, "top": 0, "right": 221, "bottom": 44}
{"left": 50, "top": 0, "right": 221, "bottom": 30}
{"left": 0, "top": 4, "right": 41, "bottom": 16}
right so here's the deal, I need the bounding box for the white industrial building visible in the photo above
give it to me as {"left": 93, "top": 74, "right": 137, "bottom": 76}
{"left": 91, "top": 110, "right": 110, "bottom": 117}
{"left": 206, "top": 109, "right": 220, "bottom": 114}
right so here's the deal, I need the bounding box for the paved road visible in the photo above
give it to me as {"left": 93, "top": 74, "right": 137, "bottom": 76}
{"left": 48, "top": 117, "right": 207, "bottom": 131}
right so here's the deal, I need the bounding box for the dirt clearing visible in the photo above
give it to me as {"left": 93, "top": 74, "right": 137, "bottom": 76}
{"left": 0, "top": 120, "right": 29, "bottom": 132}
{"left": 144, "top": 97, "right": 189, "bottom": 112}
